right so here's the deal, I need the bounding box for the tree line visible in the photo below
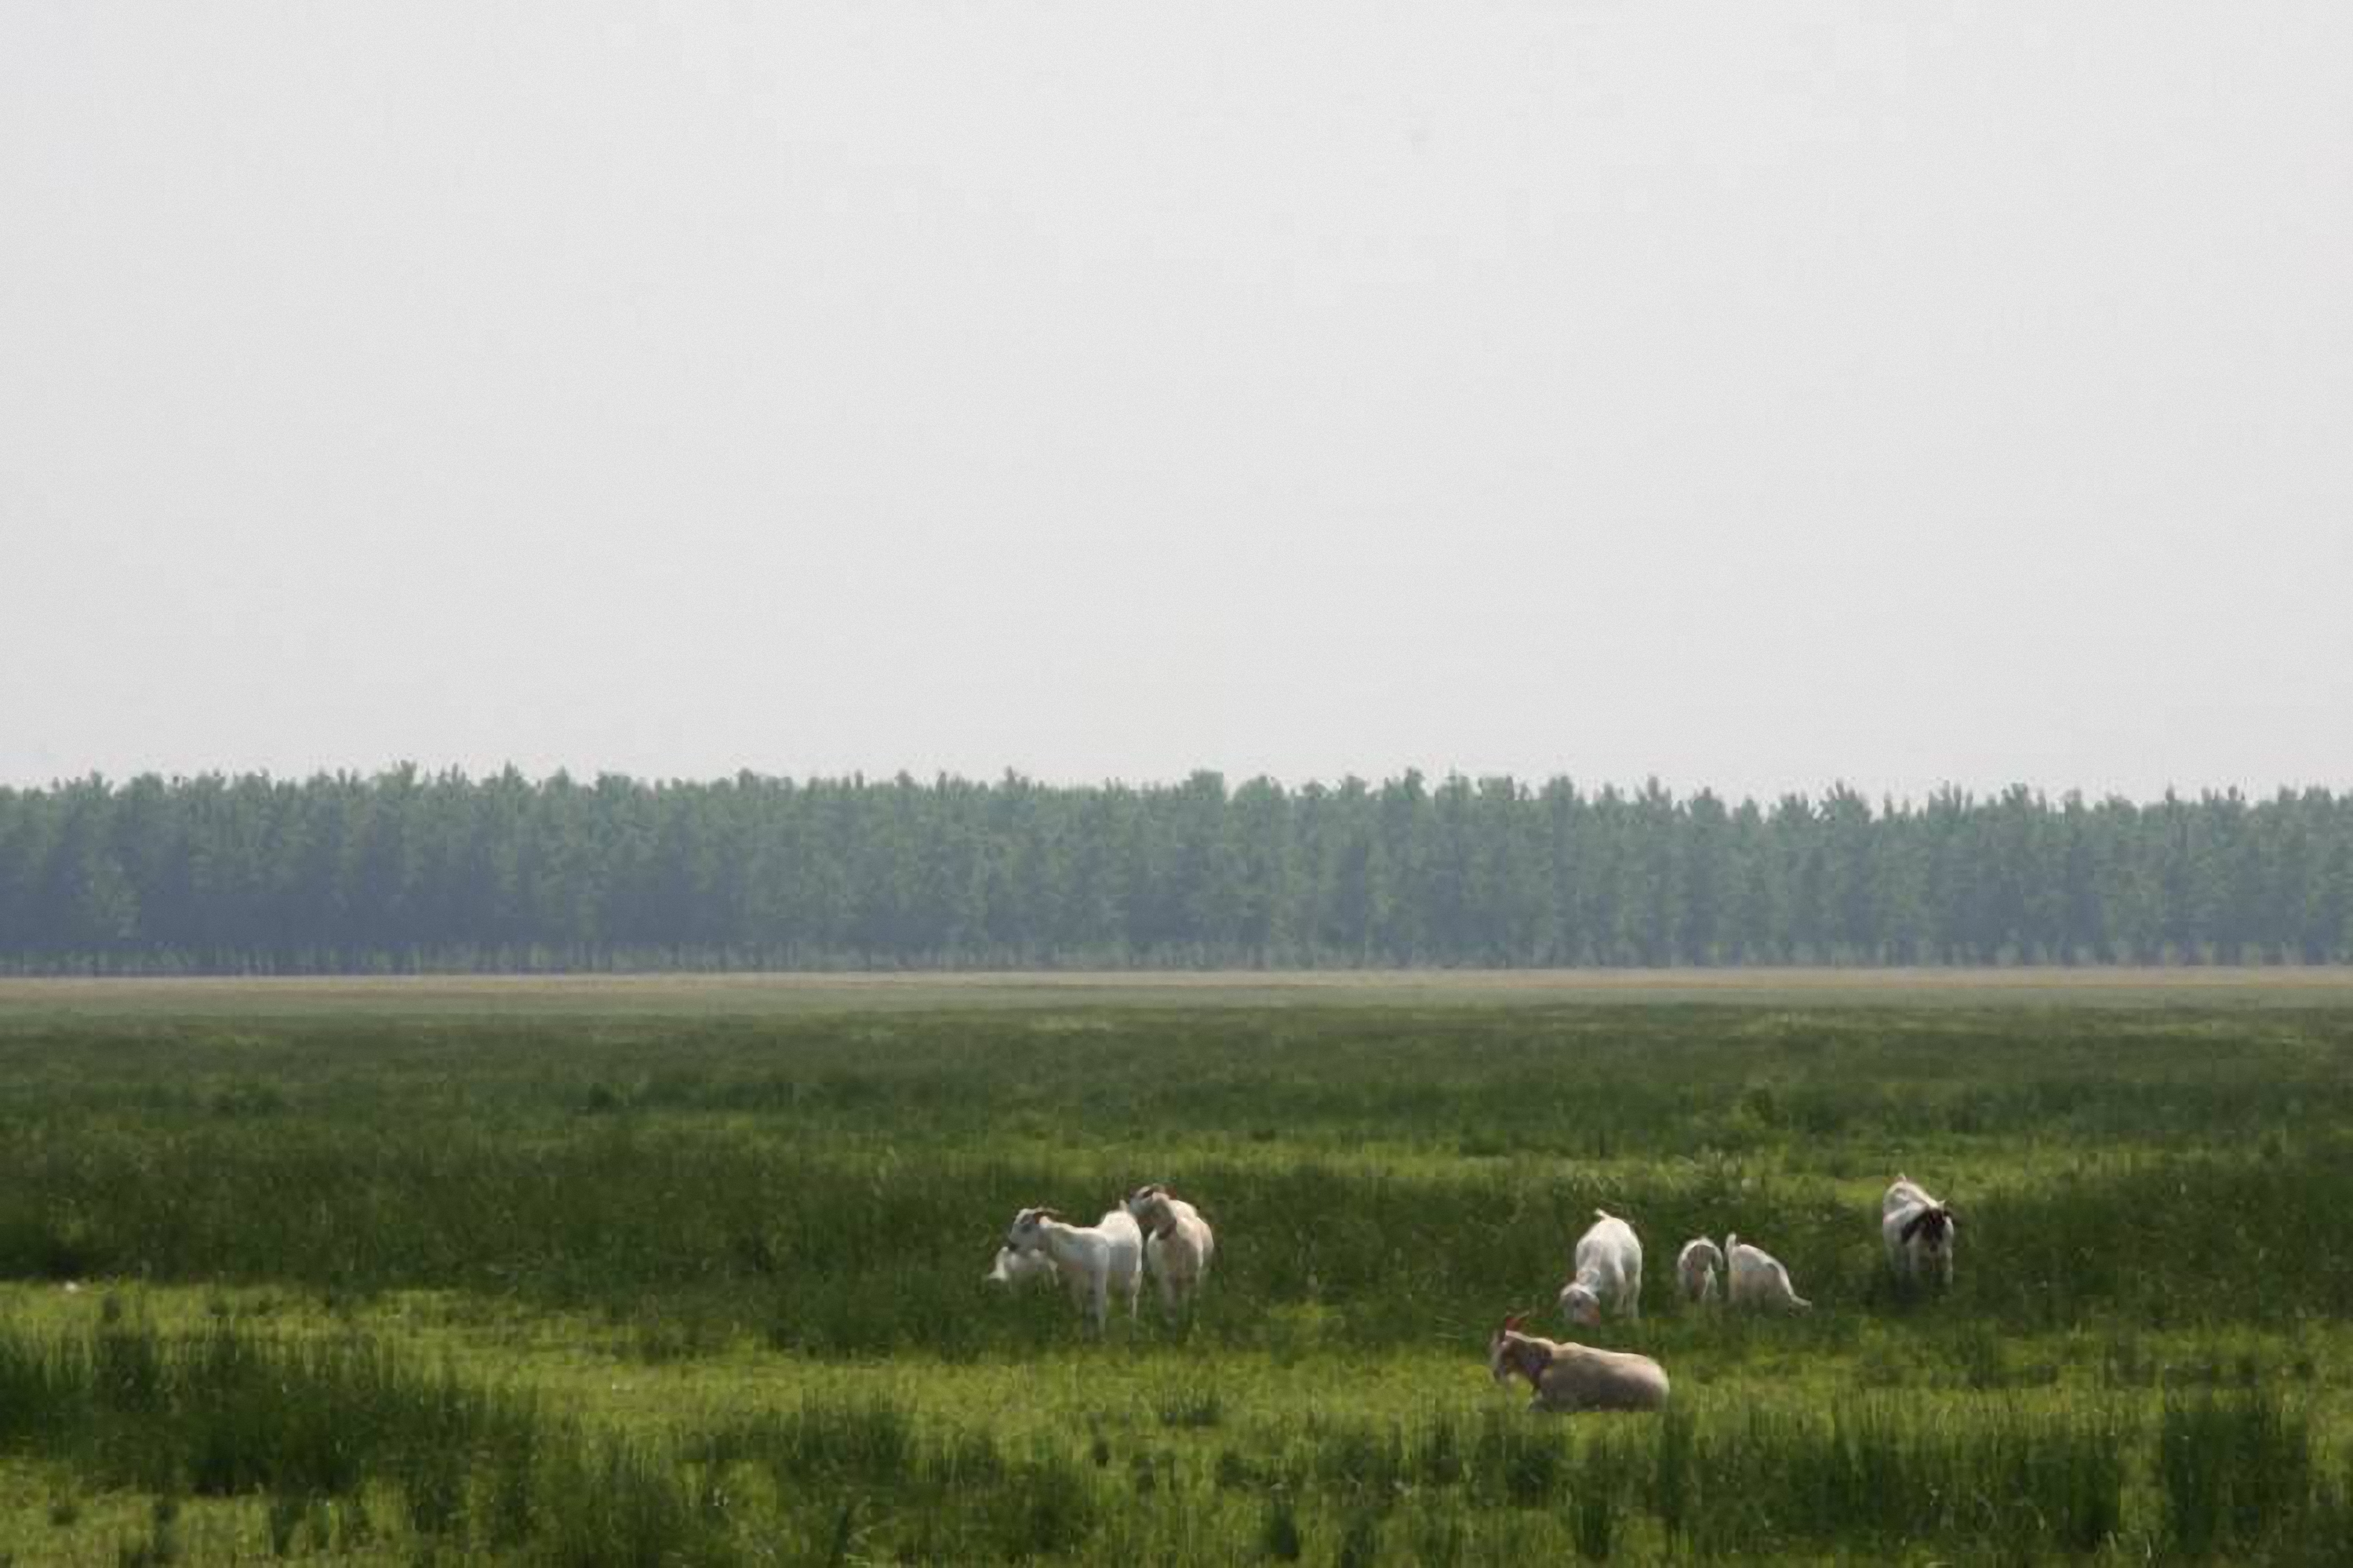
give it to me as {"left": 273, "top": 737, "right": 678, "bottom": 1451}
{"left": 1, "top": 768, "right": 2348, "bottom": 973}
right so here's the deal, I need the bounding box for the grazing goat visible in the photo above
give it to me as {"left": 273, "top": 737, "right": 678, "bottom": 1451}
{"left": 1882, "top": 1174, "right": 1957, "bottom": 1286}
{"left": 1123, "top": 1183, "right": 1216, "bottom": 1321}
{"left": 1723, "top": 1235, "right": 1811, "bottom": 1312}
{"left": 984, "top": 1242, "right": 1056, "bottom": 1290}
{"left": 1558, "top": 1209, "right": 1643, "bottom": 1326}
{"left": 1006, "top": 1205, "right": 1144, "bottom": 1330}
{"left": 1489, "top": 1312, "right": 1670, "bottom": 1413}
{"left": 1675, "top": 1237, "right": 1725, "bottom": 1305}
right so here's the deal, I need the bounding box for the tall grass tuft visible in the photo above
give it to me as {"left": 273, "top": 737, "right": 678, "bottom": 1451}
{"left": 0, "top": 1319, "right": 740, "bottom": 1563}
{"left": 529, "top": 1437, "right": 733, "bottom": 1568}
{"left": 1679, "top": 1398, "right": 2129, "bottom": 1555}
{"left": 1257, "top": 1493, "right": 1304, "bottom": 1561}
{"left": 1232, "top": 1396, "right": 2133, "bottom": 1559}
{"left": 688, "top": 1396, "right": 1104, "bottom": 1561}
{"left": 2158, "top": 1390, "right": 2315, "bottom": 1558}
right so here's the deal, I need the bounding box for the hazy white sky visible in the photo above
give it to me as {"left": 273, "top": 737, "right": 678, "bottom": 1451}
{"left": 4, "top": 4, "right": 2348, "bottom": 800}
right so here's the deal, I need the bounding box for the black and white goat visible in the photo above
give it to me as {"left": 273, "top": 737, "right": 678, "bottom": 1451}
{"left": 1881, "top": 1174, "right": 1957, "bottom": 1286}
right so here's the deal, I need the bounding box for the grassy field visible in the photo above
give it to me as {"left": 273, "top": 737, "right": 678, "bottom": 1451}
{"left": 1, "top": 973, "right": 2350, "bottom": 1563}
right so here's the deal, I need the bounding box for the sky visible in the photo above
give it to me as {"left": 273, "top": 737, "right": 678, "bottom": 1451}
{"left": 3, "top": 4, "right": 2348, "bottom": 802}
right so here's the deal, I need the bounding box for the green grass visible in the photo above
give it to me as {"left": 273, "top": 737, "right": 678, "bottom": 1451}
{"left": 5, "top": 1304, "right": 2348, "bottom": 1562}
{"left": 1, "top": 977, "right": 2351, "bottom": 1560}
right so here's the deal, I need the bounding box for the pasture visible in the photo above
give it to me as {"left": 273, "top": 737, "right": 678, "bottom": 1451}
{"left": 1, "top": 972, "right": 2350, "bottom": 1563}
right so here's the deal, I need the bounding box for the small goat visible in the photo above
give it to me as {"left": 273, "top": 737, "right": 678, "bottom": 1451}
{"left": 1123, "top": 1183, "right": 1216, "bottom": 1320}
{"left": 1675, "top": 1237, "right": 1725, "bottom": 1305}
{"left": 984, "top": 1242, "right": 1056, "bottom": 1290}
{"left": 1723, "top": 1235, "right": 1811, "bottom": 1312}
{"left": 1882, "top": 1174, "right": 1957, "bottom": 1286}
{"left": 1558, "top": 1209, "right": 1643, "bottom": 1326}
{"left": 1006, "top": 1205, "right": 1145, "bottom": 1330}
{"left": 1489, "top": 1312, "right": 1669, "bottom": 1413}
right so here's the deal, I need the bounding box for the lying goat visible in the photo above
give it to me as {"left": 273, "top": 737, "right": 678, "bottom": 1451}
{"left": 1558, "top": 1209, "right": 1644, "bottom": 1326}
{"left": 1005, "top": 1205, "right": 1144, "bottom": 1331}
{"left": 984, "top": 1242, "right": 1056, "bottom": 1290}
{"left": 1881, "top": 1174, "right": 1958, "bottom": 1286}
{"left": 1488, "top": 1312, "right": 1669, "bottom": 1413}
{"left": 1723, "top": 1235, "right": 1811, "bottom": 1312}
{"left": 1123, "top": 1183, "right": 1216, "bottom": 1320}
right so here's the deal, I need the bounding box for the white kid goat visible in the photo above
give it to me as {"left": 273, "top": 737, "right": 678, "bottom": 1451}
{"left": 984, "top": 1243, "right": 1056, "bottom": 1290}
{"left": 1558, "top": 1210, "right": 1643, "bottom": 1327}
{"left": 1723, "top": 1235, "right": 1811, "bottom": 1312}
{"left": 1675, "top": 1237, "right": 1725, "bottom": 1305}
{"left": 1005, "top": 1205, "right": 1144, "bottom": 1331}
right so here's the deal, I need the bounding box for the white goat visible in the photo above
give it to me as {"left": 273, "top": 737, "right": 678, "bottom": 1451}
{"left": 1882, "top": 1173, "right": 1957, "bottom": 1285}
{"left": 1723, "top": 1235, "right": 1811, "bottom": 1312}
{"left": 1559, "top": 1209, "right": 1643, "bottom": 1326}
{"left": 984, "top": 1242, "right": 1056, "bottom": 1290}
{"left": 1675, "top": 1237, "right": 1725, "bottom": 1305}
{"left": 1123, "top": 1183, "right": 1216, "bottom": 1320}
{"left": 1489, "top": 1312, "right": 1669, "bottom": 1413}
{"left": 1005, "top": 1205, "right": 1144, "bottom": 1330}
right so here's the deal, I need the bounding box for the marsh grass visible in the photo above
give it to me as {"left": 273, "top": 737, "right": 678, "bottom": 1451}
{"left": 1220, "top": 1395, "right": 2143, "bottom": 1558}
{"left": 3, "top": 1312, "right": 2351, "bottom": 1562}
{"left": 686, "top": 1397, "right": 1104, "bottom": 1561}
{"left": 0, "top": 1316, "right": 749, "bottom": 1563}
{"left": 3, "top": 997, "right": 2353, "bottom": 1560}
{"left": 2158, "top": 1390, "right": 2320, "bottom": 1559}
{"left": 4, "top": 1006, "right": 2351, "bottom": 1355}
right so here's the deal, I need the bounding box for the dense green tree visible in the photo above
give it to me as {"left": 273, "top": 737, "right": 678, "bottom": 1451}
{"left": 0, "top": 769, "right": 2347, "bottom": 972}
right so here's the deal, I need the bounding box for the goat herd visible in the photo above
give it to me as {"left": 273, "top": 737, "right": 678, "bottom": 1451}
{"left": 987, "top": 1176, "right": 1960, "bottom": 1418}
